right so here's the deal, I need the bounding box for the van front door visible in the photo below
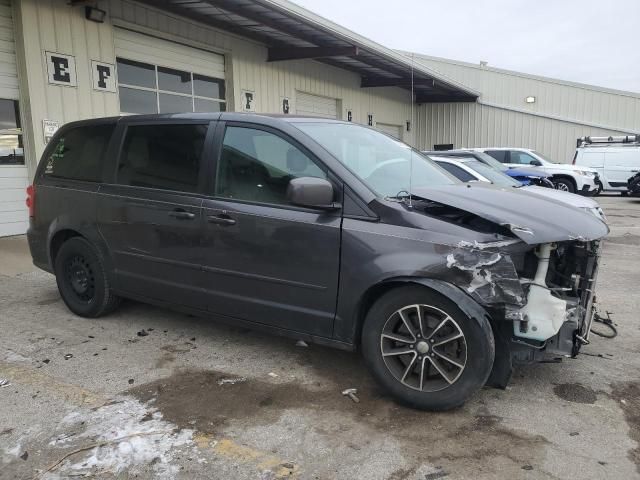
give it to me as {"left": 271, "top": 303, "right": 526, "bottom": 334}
{"left": 97, "top": 122, "right": 210, "bottom": 308}
{"left": 200, "top": 123, "right": 341, "bottom": 337}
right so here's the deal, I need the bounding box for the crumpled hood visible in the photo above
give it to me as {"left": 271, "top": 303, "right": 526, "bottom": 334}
{"left": 410, "top": 183, "right": 609, "bottom": 244}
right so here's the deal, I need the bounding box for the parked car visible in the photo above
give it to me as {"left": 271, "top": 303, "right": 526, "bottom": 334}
{"left": 574, "top": 135, "right": 640, "bottom": 195}
{"left": 472, "top": 147, "right": 599, "bottom": 195}
{"left": 428, "top": 154, "right": 606, "bottom": 222}
{"left": 423, "top": 149, "right": 554, "bottom": 188}
{"left": 27, "top": 113, "right": 608, "bottom": 411}
{"left": 628, "top": 171, "right": 640, "bottom": 196}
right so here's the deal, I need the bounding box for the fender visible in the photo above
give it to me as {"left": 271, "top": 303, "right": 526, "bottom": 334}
{"left": 46, "top": 216, "right": 115, "bottom": 281}
{"left": 383, "top": 277, "right": 492, "bottom": 327}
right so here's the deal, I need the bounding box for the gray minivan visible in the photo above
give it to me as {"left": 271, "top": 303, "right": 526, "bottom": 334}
{"left": 27, "top": 113, "right": 608, "bottom": 410}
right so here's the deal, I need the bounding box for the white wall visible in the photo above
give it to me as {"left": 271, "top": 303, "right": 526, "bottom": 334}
{"left": 13, "top": 0, "right": 415, "bottom": 178}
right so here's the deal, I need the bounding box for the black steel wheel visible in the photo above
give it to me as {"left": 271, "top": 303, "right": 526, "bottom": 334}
{"left": 362, "top": 285, "right": 494, "bottom": 411}
{"left": 54, "top": 237, "right": 120, "bottom": 317}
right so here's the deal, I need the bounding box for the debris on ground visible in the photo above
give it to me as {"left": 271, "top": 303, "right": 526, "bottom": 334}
{"left": 268, "top": 372, "right": 279, "bottom": 378}
{"left": 424, "top": 468, "right": 449, "bottom": 480}
{"left": 19, "top": 451, "right": 28, "bottom": 461}
{"left": 42, "top": 359, "right": 50, "bottom": 364}
{"left": 0, "top": 379, "right": 10, "bottom": 388}
{"left": 64, "top": 354, "right": 73, "bottom": 360}
{"left": 295, "top": 340, "right": 308, "bottom": 347}
{"left": 217, "top": 377, "right": 247, "bottom": 386}
{"left": 128, "top": 379, "right": 135, "bottom": 385}
{"left": 137, "top": 329, "right": 149, "bottom": 337}
{"left": 341, "top": 388, "right": 360, "bottom": 403}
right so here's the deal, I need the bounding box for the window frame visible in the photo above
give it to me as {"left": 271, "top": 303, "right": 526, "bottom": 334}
{"left": 108, "top": 119, "right": 214, "bottom": 196}
{"left": 206, "top": 121, "right": 338, "bottom": 211}
{"left": 116, "top": 57, "right": 226, "bottom": 115}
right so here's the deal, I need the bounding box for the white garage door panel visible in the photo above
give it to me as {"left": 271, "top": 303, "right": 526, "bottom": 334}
{"left": 0, "top": 0, "right": 18, "bottom": 99}
{"left": 376, "top": 123, "right": 403, "bottom": 140}
{"left": 296, "top": 92, "right": 338, "bottom": 119}
{"left": 114, "top": 28, "right": 225, "bottom": 80}
{"left": 0, "top": 166, "right": 28, "bottom": 236}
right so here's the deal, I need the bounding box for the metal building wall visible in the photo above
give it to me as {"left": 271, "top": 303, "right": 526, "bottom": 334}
{"left": 412, "top": 54, "right": 640, "bottom": 163}
{"left": 13, "top": 0, "right": 415, "bottom": 178}
{"left": 417, "top": 101, "right": 630, "bottom": 163}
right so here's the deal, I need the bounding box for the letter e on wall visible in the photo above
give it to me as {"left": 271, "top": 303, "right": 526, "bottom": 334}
{"left": 45, "top": 51, "right": 77, "bottom": 87}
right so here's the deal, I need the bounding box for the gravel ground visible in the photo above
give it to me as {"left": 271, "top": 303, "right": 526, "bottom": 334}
{"left": 1, "top": 194, "right": 639, "bottom": 480}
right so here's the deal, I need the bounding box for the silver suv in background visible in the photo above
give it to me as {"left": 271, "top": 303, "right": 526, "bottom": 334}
{"left": 472, "top": 147, "right": 599, "bottom": 195}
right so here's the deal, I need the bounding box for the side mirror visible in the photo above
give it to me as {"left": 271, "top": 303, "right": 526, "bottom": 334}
{"left": 287, "top": 177, "right": 340, "bottom": 210}
{"left": 529, "top": 160, "right": 542, "bottom": 166}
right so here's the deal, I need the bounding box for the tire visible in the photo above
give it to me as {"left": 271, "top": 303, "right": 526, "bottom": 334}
{"left": 361, "top": 285, "right": 495, "bottom": 411}
{"left": 53, "top": 237, "right": 121, "bottom": 318}
{"left": 553, "top": 177, "right": 575, "bottom": 193}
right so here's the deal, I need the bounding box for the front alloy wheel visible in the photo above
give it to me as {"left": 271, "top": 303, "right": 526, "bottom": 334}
{"left": 381, "top": 304, "right": 467, "bottom": 392}
{"left": 361, "top": 286, "right": 494, "bottom": 411}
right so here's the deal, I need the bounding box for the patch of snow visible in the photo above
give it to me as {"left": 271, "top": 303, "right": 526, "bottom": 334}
{"left": 43, "top": 397, "right": 194, "bottom": 479}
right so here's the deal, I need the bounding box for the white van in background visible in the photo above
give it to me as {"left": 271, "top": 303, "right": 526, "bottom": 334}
{"left": 574, "top": 135, "right": 640, "bottom": 195}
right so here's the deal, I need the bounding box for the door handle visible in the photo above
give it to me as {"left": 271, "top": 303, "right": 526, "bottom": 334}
{"left": 207, "top": 214, "right": 236, "bottom": 226}
{"left": 168, "top": 209, "right": 195, "bottom": 220}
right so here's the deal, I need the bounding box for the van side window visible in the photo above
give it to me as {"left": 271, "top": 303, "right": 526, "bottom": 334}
{"left": 43, "top": 125, "right": 114, "bottom": 181}
{"left": 215, "top": 126, "right": 326, "bottom": 205}
{"left": 117, "top": 124, "right": 207, "bottom": 193}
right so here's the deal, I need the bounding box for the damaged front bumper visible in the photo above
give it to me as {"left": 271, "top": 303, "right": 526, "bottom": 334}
{"left": 445, "top": 238, "right": 602, "bottom": 360}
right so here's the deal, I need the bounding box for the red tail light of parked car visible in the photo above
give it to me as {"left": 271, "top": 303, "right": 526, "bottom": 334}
{"left": 26, "top": 184, "right": 35, "bottom": 217}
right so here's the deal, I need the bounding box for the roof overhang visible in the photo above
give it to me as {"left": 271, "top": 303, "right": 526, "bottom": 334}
{"left": 137, "top": 0, "right": 479, "bottom": 103}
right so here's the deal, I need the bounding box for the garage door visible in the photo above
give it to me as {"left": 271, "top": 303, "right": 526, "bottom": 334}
{"left": 296, "top": 92, "right": 338, "bottom": 119}
{"left": 376, "top": 123, "right": 403, "bottom": 140}
{"left": 0, "top": 0, "right": 28, "bottom": 238}
{"left": 114, "top": 28, "right": 226, "bottom": 114}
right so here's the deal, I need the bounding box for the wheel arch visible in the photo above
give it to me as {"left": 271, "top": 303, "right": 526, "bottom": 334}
{"left": 551, "top": 174, "right": 577, "bottom": 190}
{"left": 47, "top": 221, "right": 115, "bottom": 281}
{"left": 352, "top": 276, "right": 492, "bottom": 348}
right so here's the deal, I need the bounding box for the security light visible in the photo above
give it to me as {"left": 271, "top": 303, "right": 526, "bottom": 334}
{"left": 85, "top": 6, "right": 106, "bottom": 23}
{"left": 525, "top": 96, "right": 536, "bottom": 104}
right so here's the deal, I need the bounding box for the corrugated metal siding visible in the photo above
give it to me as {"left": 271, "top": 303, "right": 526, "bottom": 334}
{"left": 417, "top": 102, "right": 630, "bottom": 163}
{"left": 414, "top": 55, "right": 640, "bottom": 133}
{"left": 0, "top": 0, "right": 18, "bottom": 99}
{"left": 0, "top": 166, "right": 28, "bottom": 237}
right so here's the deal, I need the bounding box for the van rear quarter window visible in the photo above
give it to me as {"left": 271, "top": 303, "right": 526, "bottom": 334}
{"left": 43, "top": 124, "right": 115, "bottom": 181}
{"left": 116, "top": 124, "right": 207, "bottom": 192}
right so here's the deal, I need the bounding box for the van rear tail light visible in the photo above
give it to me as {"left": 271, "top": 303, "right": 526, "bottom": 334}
{"left": 26, "top": 184, "right": 35, "bottom": 217}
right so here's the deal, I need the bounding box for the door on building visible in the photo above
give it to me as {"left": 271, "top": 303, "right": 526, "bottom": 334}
{"left": 114, "top": 29, "right": 226, "bottom": 115}
{"left": 200, "top": 123, "right": 341, "bottom": 336}
{"left": 0, "top": 99, "right": 27, "bottom": 237}
{"left": 296, "top": 92, "right": 338, "bottom": 119}
{"left": 376, "top": 123, "right": 403, "bottom": 140}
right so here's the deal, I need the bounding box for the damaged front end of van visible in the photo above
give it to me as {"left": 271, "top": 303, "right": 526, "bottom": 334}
{"left": 404, "top": 184, "right": 608, "bottom": 387}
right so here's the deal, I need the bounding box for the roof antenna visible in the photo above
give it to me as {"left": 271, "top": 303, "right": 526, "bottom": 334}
{"left": 408, "top": 52, "right": 415, "bottom": 208}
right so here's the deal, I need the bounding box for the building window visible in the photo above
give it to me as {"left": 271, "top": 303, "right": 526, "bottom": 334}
{"left": 0, "top": 99, "right": 23, "bottom": 166}
{"left": 116, "top": 58, "right": 225, "bottom": 115}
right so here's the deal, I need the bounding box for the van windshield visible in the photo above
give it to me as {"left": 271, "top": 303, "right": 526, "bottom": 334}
{"left": 295, "top": 122, "right": 457, "bottom": 197}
